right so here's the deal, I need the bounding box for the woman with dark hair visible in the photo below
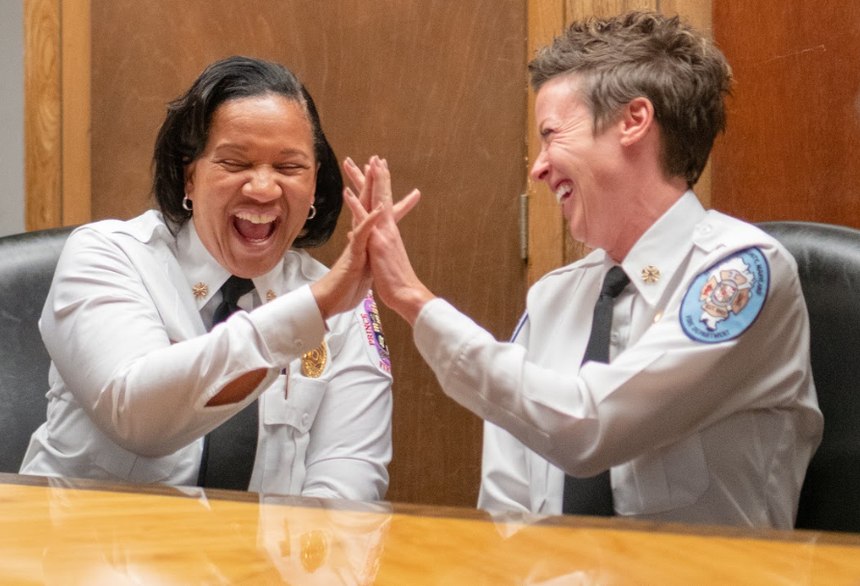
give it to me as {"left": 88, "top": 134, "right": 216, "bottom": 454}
{"left": 20, "top": 56, "right": 411, "bottom": 501}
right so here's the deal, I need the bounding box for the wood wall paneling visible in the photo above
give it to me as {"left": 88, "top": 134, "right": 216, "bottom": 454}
{"left": 24, "top": 0, "right": 91, "bottom": 230}
{"left": 61, "top": 0, "right": 91, "bottom": 226}
{"left": 24, "top": 0, "right": 61, "bottom": 230}
{"left": 712, "top": 1, "right": 860, "bottom": 226}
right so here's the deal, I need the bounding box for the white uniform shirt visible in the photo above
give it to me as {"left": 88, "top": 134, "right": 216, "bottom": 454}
{"left": 413, "top": 193, "right": 822, "bottom": 528}
{"left": 21, "top": 210, "right": 393, "bottom": 501}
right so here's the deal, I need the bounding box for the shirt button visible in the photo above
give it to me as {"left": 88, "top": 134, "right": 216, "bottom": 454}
{"left": 301, "top": 413, "right": 310, "bottom": 427}
{"left": 294, "top": 339, "right": 304, "bottom": 350}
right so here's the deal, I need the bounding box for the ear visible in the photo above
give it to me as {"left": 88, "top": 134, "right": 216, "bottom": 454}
{"left": 184, "top": 161, "right": 197, "bottom": 194}
{"left": 619, "top": 97, "right": 655, "bottom": 147}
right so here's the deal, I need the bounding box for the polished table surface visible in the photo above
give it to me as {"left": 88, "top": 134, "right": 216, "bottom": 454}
{"left": 2, "top": 473, "right": 860, "bottom": 584}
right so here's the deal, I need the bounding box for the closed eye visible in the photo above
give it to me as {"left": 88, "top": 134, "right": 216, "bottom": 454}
{"left": 274, "top": 162, "right": 311, "bottom": 174}
{"left": 217, "top": 159, "right": 250, "bottom": 172}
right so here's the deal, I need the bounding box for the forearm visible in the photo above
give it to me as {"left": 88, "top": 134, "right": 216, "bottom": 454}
{"left": 47, "top": 284, "right": 325, "bottom": 456}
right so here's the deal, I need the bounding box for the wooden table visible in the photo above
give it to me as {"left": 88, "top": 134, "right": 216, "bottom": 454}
{"left": 2, "top": 472, "right": 859, "bottom": 584}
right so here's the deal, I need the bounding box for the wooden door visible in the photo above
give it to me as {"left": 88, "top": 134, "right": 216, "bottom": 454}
{"left": 85, "top": 0, "right": 527, "bottom": 507}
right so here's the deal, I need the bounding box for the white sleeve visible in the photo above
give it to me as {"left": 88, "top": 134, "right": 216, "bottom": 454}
{"left": 41, "top": 227, "right": 326, "bottom": 457}
{"left": 413, "top": 244, "right": 811, "bottom": 478}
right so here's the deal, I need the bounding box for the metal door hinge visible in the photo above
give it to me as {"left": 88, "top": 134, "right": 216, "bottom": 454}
{"left": 519, "top": 192, "right": 528, "bottom": 262}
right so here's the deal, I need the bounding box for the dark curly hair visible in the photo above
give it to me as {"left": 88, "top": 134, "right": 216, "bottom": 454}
{"left": 529, "top": 11, "right": 732, "bottom": 187}
{"left": 152, "top": 55, "right": 342, "bottom": 247}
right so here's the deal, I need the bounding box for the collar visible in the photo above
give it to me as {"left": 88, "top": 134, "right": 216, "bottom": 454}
{"left": 175, "top": 221, "right": 291, "bottom": 310}
{"left": 620, "top": 191, "right": 707, "bottom": 306}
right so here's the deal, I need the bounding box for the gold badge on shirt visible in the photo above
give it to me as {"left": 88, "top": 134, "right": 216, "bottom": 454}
{"left": 301, "top": 341, "right": 327, "bottom": 378}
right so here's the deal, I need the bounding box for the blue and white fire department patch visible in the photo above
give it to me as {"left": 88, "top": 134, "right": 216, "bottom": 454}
{"left": 360, "top": 292, "right": 391, "bottom": 373}
{"left": 680, "top": 247, "right": 769, "bottom": 343}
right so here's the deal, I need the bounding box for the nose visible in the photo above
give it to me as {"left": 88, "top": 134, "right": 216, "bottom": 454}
{"left": 242, "top": 166, "right": 282, "bottom": 201}
{"left": 530, "top": 149, "right": 550, "bottom": 183}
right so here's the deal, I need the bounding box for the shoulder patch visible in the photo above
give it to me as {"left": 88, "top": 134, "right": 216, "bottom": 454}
{"left": 680, "top": 247, "right": 769, "bottom": 343}
{"left": 360, "top": 292, "right": 391, "bottom": 373}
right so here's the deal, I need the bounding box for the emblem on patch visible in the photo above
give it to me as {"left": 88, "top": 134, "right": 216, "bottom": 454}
{"left": 361, "top": 292, "right": 391, "bottom": 373}
{"left": 301, "top": 340, "right": 327, "bottom": 378}
{"left": 680, "top": 247, "right": 769, "bottom": 343}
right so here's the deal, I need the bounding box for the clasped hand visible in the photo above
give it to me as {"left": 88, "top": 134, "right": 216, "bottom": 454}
{"left": 311, "top": 155, "right": 433, "bottom": 324}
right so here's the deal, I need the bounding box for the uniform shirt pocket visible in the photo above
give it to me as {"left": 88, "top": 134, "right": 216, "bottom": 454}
{"left": 613, "top": 433, "right": 710, "bottom": 516}
{"left": 262, "top": 371, "right": 327, "bottom": 434}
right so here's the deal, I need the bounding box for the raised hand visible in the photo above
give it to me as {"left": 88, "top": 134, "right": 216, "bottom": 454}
{"left": 350, "top": 156, "right": 435, "bottom": 326}
{"left": 309, "top": 190, "right": 383, "bottom": 320}
{"left": 343, "top": 156, "right": 420, "bottom": 223}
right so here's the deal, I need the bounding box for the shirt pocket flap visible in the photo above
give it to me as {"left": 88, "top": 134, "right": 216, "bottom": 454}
{"left": 262, "top": 374, "right": 326, "bottom": 434}
{"left": 613, "top": 433, "right": 710, "bottom": 516}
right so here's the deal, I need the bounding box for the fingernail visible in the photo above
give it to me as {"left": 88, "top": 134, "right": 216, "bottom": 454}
{"left": 345, "top": 157, "right": 356, "bottom": 167}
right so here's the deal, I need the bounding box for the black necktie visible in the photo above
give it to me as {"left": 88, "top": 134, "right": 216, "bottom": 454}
{"left": 197, "top": 276, "right": 259, "bottom": 490}
{"left": 562, "top": 265, "right": 629, "bottom": 516}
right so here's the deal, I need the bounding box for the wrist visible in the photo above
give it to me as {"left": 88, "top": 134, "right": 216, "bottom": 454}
{"left": 392, "top": 285, "right": 435, "bottom": 326}
{"left": 309, "top": 280, "right": 334, "bottom": 321}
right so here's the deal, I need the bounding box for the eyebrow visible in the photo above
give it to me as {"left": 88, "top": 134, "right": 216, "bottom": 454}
{"left": 212, "top": 143, "right": 312, "bottom": 158}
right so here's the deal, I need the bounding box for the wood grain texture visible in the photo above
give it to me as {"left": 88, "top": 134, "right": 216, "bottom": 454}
{"left": 660, "top": 0, "right": 712, "bottom": 208}
{"left": 526, "top": 0, "right": 566, "bottom": 286}
{"left": 712, "top": 1, "right": 860, "bottom": 226}
{"left": 24, "top": 0, "right": 61, "bottom": 230}
{"left": 89, "top": 0, "right": 527, "bottom": 508}
{"left": 60, "top": 0, "right": 91, "bottom": 226}
{"left": 2, "top": 476, "right": 860, "bottom": 584}
{"left": 567, "top": 0, "right": 656, "bottom": 19}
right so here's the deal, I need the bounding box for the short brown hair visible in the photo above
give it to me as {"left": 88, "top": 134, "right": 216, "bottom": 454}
{"left": 529, "top": 11, "right": 732, "bottom": 187}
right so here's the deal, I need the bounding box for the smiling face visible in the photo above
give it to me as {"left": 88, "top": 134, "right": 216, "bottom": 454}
{"left": 184, "top": 94, "right": 317, "bottom": 278}
{"left": 530, "top": 75, "right": 627, "bottom": 255}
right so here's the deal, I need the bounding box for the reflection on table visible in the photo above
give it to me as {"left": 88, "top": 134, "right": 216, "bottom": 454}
{"left": 1, "top": 472, "right": 859, "bottom": 584}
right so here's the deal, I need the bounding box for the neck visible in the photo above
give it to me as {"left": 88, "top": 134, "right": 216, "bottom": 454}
{"left": 602, "top": 175, "right": 688, "bottom": 262}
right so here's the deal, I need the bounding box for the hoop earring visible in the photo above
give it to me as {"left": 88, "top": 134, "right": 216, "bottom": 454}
{"left": 307, "top": 204, "right": 317, "bottom": 220}
{"left": 182, "top": 196, "right": 193, "bottom": 212}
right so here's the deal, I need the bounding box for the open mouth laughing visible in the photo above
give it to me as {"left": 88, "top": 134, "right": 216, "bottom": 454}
{"left": 233, "top": 212, "right": 280, "bottom": 242}
{"left": 555, "top": 183, "right": 573, "bottom": 204}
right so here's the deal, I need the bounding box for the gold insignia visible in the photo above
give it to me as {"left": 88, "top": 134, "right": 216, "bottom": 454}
{"left": 300, "top": 530, "right": 328, "bottom": 572}
{"left": 301, "top": 341, "right": 327, "bottom": 378}
{"left": 641, "top": 265, "right": 661, "bottom": 284}
{"left": 266, "top": 289, "right": 277, "bottom": 302}
{"left": 192, "top": 282, "right": 209, "bottom": 299}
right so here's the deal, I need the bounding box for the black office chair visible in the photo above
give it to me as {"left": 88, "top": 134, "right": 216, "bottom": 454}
{"left": 0, "top": 226, "right": 74, "bottom": 473}
{"left": 759, "top": 221, "right": 860, "bottom": 532}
